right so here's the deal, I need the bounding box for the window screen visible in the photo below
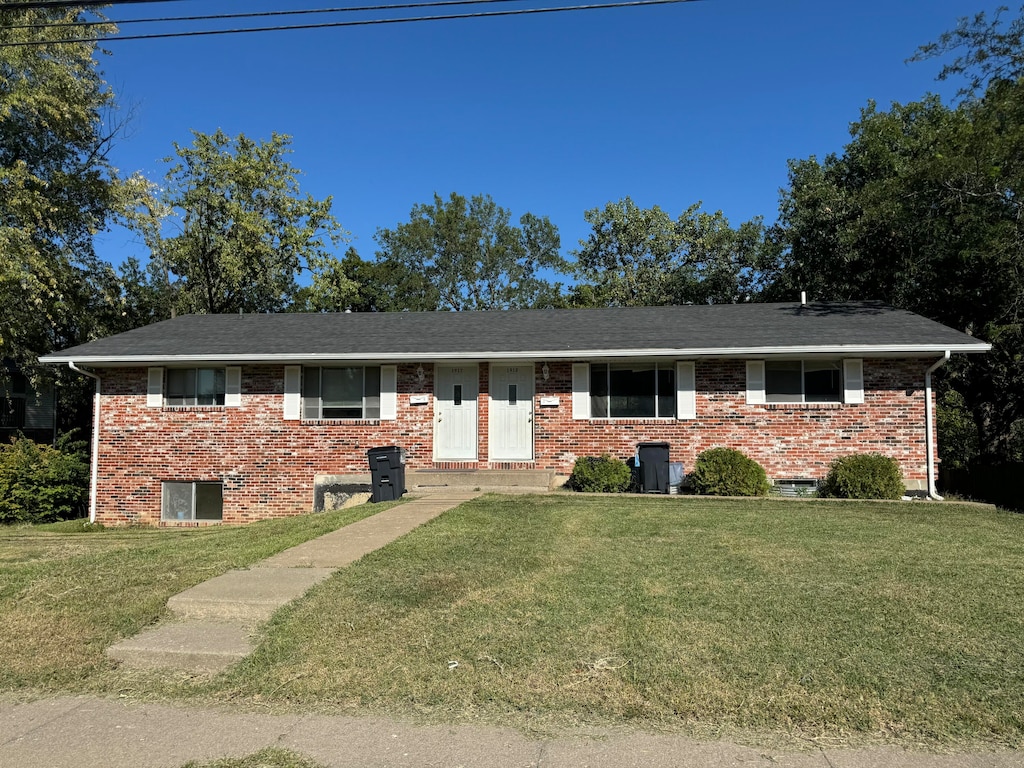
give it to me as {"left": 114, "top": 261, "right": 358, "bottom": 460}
{"left": 165, "top": 368, "right": 225, "bottom": 406}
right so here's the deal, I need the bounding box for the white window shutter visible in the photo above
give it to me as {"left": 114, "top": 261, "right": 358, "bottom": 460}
{"left": 380, "top": 365, "right": 397, "bottom": 420}
{"left": 843, "top": 359, "right": 864, "bottom": 404}
{"left": 225, "top": 366, "right": 242, "bottom": 407}
{"left": 283, "top": 366, "right": 301, "bottom": 420}
{"left": 572, "top": 363, "right": 590, "bottom": 419}
{"left": 147, "top": 367, "right": 164, "bottom": 407}
{"left": 676, "top": 361, "right": 696, "bottom": 420}
{"left": 746, "top": 361, "right": 766, "bottom": 404}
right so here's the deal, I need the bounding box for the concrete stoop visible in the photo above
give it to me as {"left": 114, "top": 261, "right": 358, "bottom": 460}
{"left": 105, "top": 492, "right": 484, "bottom": 674}
{"left": 408, "top": 468, "right": 556, "bottom": 494}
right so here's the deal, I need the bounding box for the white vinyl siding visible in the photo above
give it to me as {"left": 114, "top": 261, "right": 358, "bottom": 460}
{"left": 283, "top": 365, "right": 301, "bottom": 420}
{"left": 571, "top": 363, "right": 590, "bottom": 419}
{"left": 676, "top": 361, "right": 696, "bottom": 420}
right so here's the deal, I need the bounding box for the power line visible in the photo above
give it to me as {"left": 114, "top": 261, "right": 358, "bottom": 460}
{"left": 6, "top": 0, "right": 535, "bottom": 30}
{"left": 3, "top": 0, "right": 700, "bottom": 46}
{"left": 0, "top": 0, "right": 185, "bottom": 9}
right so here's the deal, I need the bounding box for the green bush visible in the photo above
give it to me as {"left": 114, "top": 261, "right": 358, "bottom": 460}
{"left": 691, "top": 447, "right": 769, "bottom": 497}
{"left": 819, "top": 453, "right": 904, "bottom": 500}
{"left": 569, "top": 454, "right": 631, "bottom": 493}
{"left": 0, "top": 433, "right": 89, "bottom": 524}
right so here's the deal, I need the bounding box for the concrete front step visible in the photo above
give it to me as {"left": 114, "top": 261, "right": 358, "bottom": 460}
{"left": 167, "top": 567, "right": 336, "bottom": 623}
{"left": 106, "top": 620, "right": 254, "bottom": 673}
{"left": 407, "top": 469, "right": 556, "bottom": 492}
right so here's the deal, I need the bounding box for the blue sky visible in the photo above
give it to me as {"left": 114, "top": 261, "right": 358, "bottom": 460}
{"left": 94, "top": 0, "right": 1006, "bottom": 268}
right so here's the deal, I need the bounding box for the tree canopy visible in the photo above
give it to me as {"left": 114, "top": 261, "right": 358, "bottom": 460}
{"left": 0, "top": 6, "right": 145, "bottom": 371}
{"left": 766, "top": 29, "right": 1024, "bottom": 462}
{"left": 571, "top": 198, "right": 766, "bottom": 307}
{"left": 154, "top": 130, "right": 346, "bottom": 316}
{"left": 371, "top": 193, "right": 566, "bottom": 311}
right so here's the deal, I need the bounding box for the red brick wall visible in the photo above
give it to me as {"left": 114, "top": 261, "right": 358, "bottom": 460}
{"left": 93, "top": 358, "right": 934, "bottom": 525}
{"left": 533, "top": 359, "right": 932, "bottom": 487}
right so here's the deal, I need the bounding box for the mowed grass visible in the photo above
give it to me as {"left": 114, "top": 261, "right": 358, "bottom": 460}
{"left": 0, "top": 505, "right": 382, "bottom": 691}
{"left": 217, "top": 495, "right": 1024, "bottom": 746}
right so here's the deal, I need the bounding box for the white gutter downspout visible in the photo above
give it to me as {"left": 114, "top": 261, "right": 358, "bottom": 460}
{"left": 924, "top": 352, "right": 951, "bottom": 501}
{"left": 68, "top": 362, "right": 101, "bottom": 523}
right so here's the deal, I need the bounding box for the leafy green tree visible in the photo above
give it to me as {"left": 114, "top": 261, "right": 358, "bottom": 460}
{"left": 910, "top": 4, "right": 1024, "bottom": 97}
{"left": 572, "top": 198, "right": 765, "bottom": 307}
{"left": 154, "top": 130, "right": 346, "bottom": 315}
{"left": 764, "top": 84, "right": 1024, "bottom": 460}
{"left": 0, "top": 432, "right": 89, "bottom": 523}
{"left": 373, "top": 193, "right": 565, "bottom": 311}
{"left": 0, "top": 6, "right": 156, "bottom": 434}
{"left": 0, "top": 6, "right": 147, "bottom": 369}
{"left": 296, "top": 246, "right": 439, "bottom": 313}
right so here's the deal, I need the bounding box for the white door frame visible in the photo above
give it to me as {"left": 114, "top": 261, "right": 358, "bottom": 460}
{"left": 488, "top": 362, "right": 535, "bottom": 462}
{"left": 433, "top": 364, "right": 479, "bottom": 461}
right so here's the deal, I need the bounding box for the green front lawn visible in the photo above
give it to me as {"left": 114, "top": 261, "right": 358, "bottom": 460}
{"left": 2, "top": 495, "right": 1023, "bottom": 748}
{"left": 223, "top": 496, "right": 1024, "bottom": 746}
{"left": 0, "top": 505, "right": 382, "bottom": 690}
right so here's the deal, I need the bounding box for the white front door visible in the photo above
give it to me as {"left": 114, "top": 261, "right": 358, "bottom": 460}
{"left": 434, "top": 365, "right": 479, "bottom": 461}
{"left": 489, "top": 363, "right": 534, "bottom": 461}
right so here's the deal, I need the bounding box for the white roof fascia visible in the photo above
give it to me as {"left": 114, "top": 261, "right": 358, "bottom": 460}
{"left": 41, "top": 342, "right": 992, "bottom": 366}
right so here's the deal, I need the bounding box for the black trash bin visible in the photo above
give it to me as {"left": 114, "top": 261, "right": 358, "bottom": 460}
{"left": 367, "top": 446, "right": 406, "bottom": 502}
{"left": 637, "top": 441, "right": 671, "bottom": 493}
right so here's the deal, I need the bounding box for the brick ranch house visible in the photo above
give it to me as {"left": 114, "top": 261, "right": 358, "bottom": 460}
{"left": 41, "top": 301, "right": 988, "bottom": 526}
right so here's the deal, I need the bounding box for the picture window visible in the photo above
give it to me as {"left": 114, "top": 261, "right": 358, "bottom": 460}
{"left": 303, "top": 366, "right": 381, "bottom": 419}
{"left": 589, "top": 363, "right": 676, "bottom": 418}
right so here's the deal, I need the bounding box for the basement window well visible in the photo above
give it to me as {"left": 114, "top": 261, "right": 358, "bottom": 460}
{"left": 161, "top": 481, "right": 223, "bottom": 522}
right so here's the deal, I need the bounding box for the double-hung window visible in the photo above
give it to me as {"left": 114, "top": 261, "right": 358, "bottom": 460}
{"left": 747, "top": 359, "right": 862, "bottom": 405}
{"left": 303, "top": 366, "right": 381, "bottom": 419}
{"left": 589, "top": 363, "right": 676, "bottom": 419}
{"left": 166, "top": 368, "right": 226, "bottom": 406}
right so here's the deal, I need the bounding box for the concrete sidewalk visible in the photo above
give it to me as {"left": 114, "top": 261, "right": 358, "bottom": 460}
{"left": 1, "top": 695, "right": 1019, "bottom": 768}
{"left": 107, "top": 492, "right": 482, "bottom": 672}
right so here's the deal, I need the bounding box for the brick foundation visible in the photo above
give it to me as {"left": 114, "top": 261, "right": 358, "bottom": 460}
{"left": 93, "top": 358, "right": 934, "bottom": 525}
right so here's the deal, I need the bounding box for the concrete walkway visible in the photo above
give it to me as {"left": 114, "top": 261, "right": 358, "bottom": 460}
{"left": 1, "top": 695, "right": 1020, "bottom": 768}
{"left": 107, "top": 492, "right": 483, "bottom": 672}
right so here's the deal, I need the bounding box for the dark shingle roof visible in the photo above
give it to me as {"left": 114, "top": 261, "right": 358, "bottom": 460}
{"left": 39, "top": 302, "right": 989, "bottom": 365}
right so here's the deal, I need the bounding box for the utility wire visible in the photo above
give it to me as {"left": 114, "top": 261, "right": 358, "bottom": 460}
{"left": 7, "top": 0, "right": 534, "bottom": 30}
{"left": 1, "top": 0, "right": 185, "bottom": 10}
{"left": 4, "top": 0, "right": 699, "bottom": 46}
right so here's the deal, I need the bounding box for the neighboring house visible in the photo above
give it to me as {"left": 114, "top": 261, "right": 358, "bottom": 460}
{"left": 1, "top": 365, "right": 55, "bottom": 444}
{"left": 40, "top": 302, "right": 989, "bottom": 526}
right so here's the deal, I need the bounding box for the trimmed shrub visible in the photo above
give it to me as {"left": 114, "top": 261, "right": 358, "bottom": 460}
{"left": 819, "top": 453, "right": 904, "bottom": 500}
{"left": 691, "top": 447, "right": 769, "bottom": 497}
{"left": 569, "top": 454, "right": 631, "bottom": 493}
{"left": 0, "top": 433, "right": 89, "bottom": 524}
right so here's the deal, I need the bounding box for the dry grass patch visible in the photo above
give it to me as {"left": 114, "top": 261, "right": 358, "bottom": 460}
{"left": 216, "top": 495, "right": 1024, "bottom": 747}
{"left": 0, "top": 504, "right": 384, "bottom": 691}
